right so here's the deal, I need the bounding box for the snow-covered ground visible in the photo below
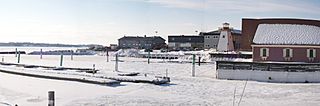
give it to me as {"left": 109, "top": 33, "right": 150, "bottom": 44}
{"left": 0, "top": 50, "right": 320, "bottom": 105}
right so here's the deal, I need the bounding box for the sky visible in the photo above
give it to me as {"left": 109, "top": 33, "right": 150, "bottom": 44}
{"left": 0, "top": 0, "right": 319, "bottom": 45}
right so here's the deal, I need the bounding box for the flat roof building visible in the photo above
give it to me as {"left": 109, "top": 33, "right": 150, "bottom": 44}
{"left": 118, "top": 35, "right": 166, "bottom": 49}
{"left": 168, "top": 35, "right": 204, "bottom": 51}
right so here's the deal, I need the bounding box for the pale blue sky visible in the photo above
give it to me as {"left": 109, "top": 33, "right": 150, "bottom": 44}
{"left": 0, "top": 0, "right": 319, "bottom": 45}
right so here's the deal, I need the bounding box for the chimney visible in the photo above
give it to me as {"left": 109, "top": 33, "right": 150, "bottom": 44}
{"left": 144, "top": 35, "right": 147, "bottom": 37}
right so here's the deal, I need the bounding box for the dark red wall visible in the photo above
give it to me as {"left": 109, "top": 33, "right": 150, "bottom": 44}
{"left": 253, "top": 46, "right": 320, "bottom": 63}
{"left": 241, "top": 18, "right": 320, "bottom": 51}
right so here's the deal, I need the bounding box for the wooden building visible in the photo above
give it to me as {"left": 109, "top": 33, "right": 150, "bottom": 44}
{"left": 252, "top": 24, "right": 320, "bottom": 63}
{"left": 241, "top": 18, "right": 320, "bottom": 51}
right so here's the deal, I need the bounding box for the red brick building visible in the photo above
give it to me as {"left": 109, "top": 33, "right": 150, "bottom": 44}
{"left": 241, "top": 18, "right": 320, "bottom": 51}
{"left": 252, "top": 24, "right": 320, "bottom": 63}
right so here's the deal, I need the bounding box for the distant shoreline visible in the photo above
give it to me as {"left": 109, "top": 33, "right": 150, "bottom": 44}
{"left": 0, "top": 42, "right": 102, "bottom": 47}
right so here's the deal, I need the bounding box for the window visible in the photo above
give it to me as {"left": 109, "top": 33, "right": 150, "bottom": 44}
{"left": 285, "top": 49, "right": 290, "bottom": 57}
{"left": 222, "top": 35, "right": 225, "bottom": 38}
{"left": 283, "top": 48, "right": 293, "bottom": 58}
{"left": 307, "top": 49, "right": 316, "bottom": 58}
{"left": 260, "top": 48, "right": 269, "bottom": 57}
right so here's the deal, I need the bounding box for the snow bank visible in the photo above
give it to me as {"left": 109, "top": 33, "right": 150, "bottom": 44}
{"left": 114, "top": 49, "right": 141, "bottom": 57}
{"left": 253, "top": 24, "right": 320, "bottom": 45}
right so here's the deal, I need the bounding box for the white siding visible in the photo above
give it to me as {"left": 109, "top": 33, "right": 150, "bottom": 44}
{"left": 217, "top": 31, "right": 228, "bottom": 51}
{"left": 180, "top": 43, "right": 191, "bottom": 47}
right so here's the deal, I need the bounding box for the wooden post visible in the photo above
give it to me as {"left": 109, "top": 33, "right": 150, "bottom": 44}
{"left": 92, "top": 64, "right": 96, "bottom": 74}
{"left": 115, "top": 54, "right": 118, "bottom": 72}
{"left": 198, "top": 56, "right": 201, "bottom": 66}
{"left": 60, "top": 54, "right": 63, "bottom": 66}
{"left": 192, "top": 54, "right": 195, "bottom": 77}
{"left": 40, "top": 49, "right": 43, "bottom": 59}
{"left": 148, "top": 50, "right": 150, "bottom": 64}
{"left": 17, "top": 52, "right": 21, "bottom": 63}
{"left": 48, "top": 91, "right": 55, "bottom": 106}
{"left": 71, "top": 50, "right": 73, "bottom": 60}
{"left": 15, "top": 48, "right": 17, "bottom": 57}
{"left": 106, "top": 49, "right": 109, "bottom": 62}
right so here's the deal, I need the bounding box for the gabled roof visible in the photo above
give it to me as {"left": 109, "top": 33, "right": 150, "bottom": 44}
{"left": 253, "top": 24, "right": 320, "bottom": 45}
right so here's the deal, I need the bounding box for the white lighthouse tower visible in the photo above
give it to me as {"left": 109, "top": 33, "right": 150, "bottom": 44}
{"left": 217, "top": 23, "right": 234, "bottom": 52}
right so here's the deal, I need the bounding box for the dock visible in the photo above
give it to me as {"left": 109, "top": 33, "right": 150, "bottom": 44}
{"left": 0, "top": 62, "right": 170, "bottom": 85}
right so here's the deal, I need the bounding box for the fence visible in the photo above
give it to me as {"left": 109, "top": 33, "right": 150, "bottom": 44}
{"left": 216, "top": 61, "right": 320, "bottom": 72}
{"left": 216, "top": 61, "right": 320, "bottom": 83}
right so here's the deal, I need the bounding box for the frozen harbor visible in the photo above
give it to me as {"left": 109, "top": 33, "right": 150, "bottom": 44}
{"left": 0, "top": 48, "right": 319, "bottom": 106}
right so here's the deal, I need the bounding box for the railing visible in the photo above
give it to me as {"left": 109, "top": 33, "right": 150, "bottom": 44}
{"left": 210, "top": 53, "right": 252, "bottom": 59}
{"left": 216, "top": 61, "right": 320, "bottom": 72}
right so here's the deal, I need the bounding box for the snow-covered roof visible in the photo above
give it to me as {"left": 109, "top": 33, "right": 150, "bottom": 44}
{"left": 200, "top": 29, "right": 241, "bottom": 36}
{"left": 253, "top": 24, "right": 320, "bottom": 45}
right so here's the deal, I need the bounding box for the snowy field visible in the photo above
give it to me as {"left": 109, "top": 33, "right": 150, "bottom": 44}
{"left": 0, "top": 48, "right": 319, "bottom": 105}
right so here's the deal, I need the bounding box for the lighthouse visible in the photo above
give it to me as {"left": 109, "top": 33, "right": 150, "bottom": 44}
{"left": 217, "top": 23, "right": 234, "bottom": 52}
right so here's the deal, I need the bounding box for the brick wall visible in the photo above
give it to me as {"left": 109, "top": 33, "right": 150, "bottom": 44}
{"left": 253, "top": 46, "right": 320, "bottom": 63}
